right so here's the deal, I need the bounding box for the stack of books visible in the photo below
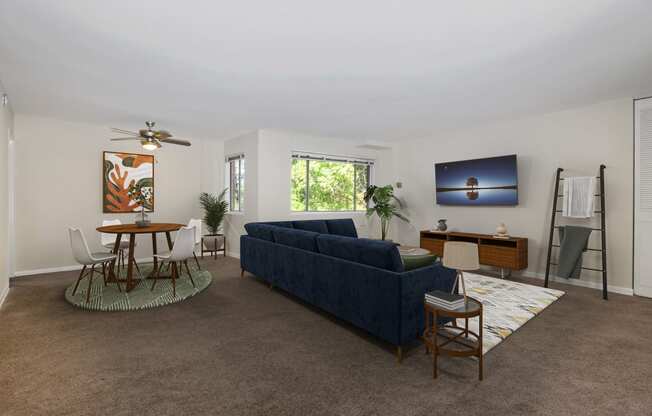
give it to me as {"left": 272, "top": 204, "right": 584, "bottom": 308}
{"left": 425, "top": 290, "right": 465, "bottom": 309}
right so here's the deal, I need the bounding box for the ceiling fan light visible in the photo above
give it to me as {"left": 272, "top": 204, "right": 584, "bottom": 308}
{"left": 141, "top": 139, "right": 160, "bottom": 151}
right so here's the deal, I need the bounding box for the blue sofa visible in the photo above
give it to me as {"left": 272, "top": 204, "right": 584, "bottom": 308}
{"left": 240, "top": 218, "right": 456, "bottom": 361}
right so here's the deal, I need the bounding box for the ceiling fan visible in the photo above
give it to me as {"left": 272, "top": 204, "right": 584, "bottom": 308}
{"left": 109, "top": 121, "right": 191, "bottom": 150}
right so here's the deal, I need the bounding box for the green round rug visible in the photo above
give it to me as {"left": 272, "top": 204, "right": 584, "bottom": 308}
{"left": 64, "top": 263, "right": 212, "bottom": 311}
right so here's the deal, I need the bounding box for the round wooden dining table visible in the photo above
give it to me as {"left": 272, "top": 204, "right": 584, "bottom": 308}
{"left": 96, "top": 223, "right": 184, "bottom": 292}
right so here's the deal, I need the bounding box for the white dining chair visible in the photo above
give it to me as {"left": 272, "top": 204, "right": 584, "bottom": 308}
{"left": 101, "top": 219, "right": 141, "bottom": 277}
{"left": 187, "top": 218, "right": 202, "bottom": 270}
{"left": 151, "top": 226, "right": 197, "bottom": 297}
{"left": 69, "top": 227, "right": 120, "bottom": 303}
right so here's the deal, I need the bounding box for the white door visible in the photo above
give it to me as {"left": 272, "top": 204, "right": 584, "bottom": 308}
{"left": 634, "top": 97, "right": 652, "bottom": 297}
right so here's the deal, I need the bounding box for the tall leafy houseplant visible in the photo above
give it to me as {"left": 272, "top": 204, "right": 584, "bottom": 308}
{"left": 363, "top": 185, "right": 409, "bottom": 240}
{"left": 199, "top": 189, "right": 229, "bottom": 235}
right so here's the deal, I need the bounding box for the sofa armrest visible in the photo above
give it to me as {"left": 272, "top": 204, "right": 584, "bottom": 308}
{"left": 398, "top": 262, "right": 456, "bottom": 344}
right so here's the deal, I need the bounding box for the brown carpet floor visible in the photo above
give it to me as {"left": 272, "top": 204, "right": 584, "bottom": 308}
{"left": 2, "top": 256, "right": 652, "bottom": 416}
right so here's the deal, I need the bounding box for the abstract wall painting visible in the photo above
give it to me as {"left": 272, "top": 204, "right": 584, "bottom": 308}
{"left": 103, "top": 151, "right": 154, "bottom": 213}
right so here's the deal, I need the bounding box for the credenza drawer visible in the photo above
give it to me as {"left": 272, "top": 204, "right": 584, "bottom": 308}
{"left": 420, "top": 238, "right": 444, "bottom": 256}
{"left": 479, "top": 245, "right": 519, "bottom": 269}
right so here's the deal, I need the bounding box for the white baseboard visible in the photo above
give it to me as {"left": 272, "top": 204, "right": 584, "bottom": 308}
{"left": 521, "top": 271, "right": 633, "bottom": 296}
{"left": 226, "top": 251, "right": 240, "bottom": 259}
{"left": 13, "top": 257, "right": 154, "bottom": 277}
{"left": 0, "top": 284, "right": 9, "bottom": 308}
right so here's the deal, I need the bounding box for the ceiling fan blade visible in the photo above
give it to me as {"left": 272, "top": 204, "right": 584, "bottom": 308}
{"left": 159, "top": 138, "right": 191, "bottom": 146}
{"left": 110, "top": 137, "right": 142, "bottom": 141}
{"left": 110, "top": 128, "right": 139, "bottom": 136}
{"left": 154, "top": 130, "right": 172, "bottom": 139}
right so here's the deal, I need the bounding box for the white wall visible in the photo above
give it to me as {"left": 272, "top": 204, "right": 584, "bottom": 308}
{"left": 200, "top": 139, "right": 224, "bottom": 195}
{"left": 0, "top": 82, "right": 14, "bottom": 306}
{"left": 393, "top": 98, "right": 633, "bottom": 293}
{"left": 13, "top": 114, "right": 217, "bottom": 274}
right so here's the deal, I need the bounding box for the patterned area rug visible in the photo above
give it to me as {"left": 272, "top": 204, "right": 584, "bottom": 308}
{"left": 64, "top": 263, "right": 212, "bottom": 311}
{"left": 453, "top": 273, "right": 565, "bottom": 354}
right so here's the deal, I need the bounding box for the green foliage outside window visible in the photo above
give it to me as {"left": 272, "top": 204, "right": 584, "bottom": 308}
{"left": 291, "top": 158, "right": 370, "bottom": 211}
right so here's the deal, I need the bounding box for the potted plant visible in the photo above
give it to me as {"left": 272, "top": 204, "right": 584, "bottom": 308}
{"left": 199, "top": 189, "right": 229, "bottom": 253}
{"left": 363, "top": 184, "right": 409, "bottom": 240}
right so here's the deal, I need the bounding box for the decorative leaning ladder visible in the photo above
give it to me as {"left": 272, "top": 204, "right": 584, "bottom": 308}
{"left": 544, "top": 165, "right": 608, "bottom": 300}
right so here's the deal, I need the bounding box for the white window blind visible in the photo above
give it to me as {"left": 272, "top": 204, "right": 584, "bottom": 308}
{"left": 291, "top": 151, "right": 374, "bottom": 166}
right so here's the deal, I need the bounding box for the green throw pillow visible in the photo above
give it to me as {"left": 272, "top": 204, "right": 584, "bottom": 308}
{"left": 402, "top": 254, "right": 438, "bottom": 271}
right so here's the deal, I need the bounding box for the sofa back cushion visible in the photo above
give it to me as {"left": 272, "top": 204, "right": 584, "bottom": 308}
{"left": 325, "top": 219, "right": 358, "bottom": 238}
{"left": 244, "top": 223, "right": 277, "bottom": 242}
{"left": 292, "top": 220, "right": 329, "bottom": 234}
{"left": 316, "top": 234, "right": 404, "bottom": 272}
{"left": 272, "top": 227, "right": 319, "bottom": 252}
{"left": 261, "top": 221, "right": 294, "bottom": 229}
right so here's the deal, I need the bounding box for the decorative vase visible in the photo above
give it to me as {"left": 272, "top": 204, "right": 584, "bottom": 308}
{"left": 496, "top": 222, "right": 508, "bottom": 236}
{"left": 436, "top": 219, "right": 448, "bottom": 232}
{"left": 135, "top": 210, "right": 150, "bottom": 227}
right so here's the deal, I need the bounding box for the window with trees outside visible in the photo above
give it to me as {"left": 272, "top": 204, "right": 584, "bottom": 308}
{"left": 225, "top": 154, "right": 245, "bottom": 212}
{"left": 291, "top": 152, "right": 374, "bottom": 212}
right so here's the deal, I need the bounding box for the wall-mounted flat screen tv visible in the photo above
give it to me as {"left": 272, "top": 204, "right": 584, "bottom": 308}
{"left": 435, "top": 154, "right": 518, "bottom": 205}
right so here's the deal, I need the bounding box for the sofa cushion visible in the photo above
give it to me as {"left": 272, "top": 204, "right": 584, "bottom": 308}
{"left": 325, "top": 219, "right": 358, "bottom": 238}
{"left": 316, "top": 234, "right": 404, "bottom": 272}
{"left": 292, "top": 220, "right": 329, "bottom": 234}
{"left": 244, "top": 223, "right": 277, "bottom": 242}
{"left": 262, "top": 221, "right": 294, "bottom": 229}
{"left": 402, "top": 254, "right": 438, "bottom": 271}
{"left": 272, "top": 227, "right": 319, "bottom": 252}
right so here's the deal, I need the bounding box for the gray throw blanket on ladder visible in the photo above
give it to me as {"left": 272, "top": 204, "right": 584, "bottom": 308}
{"left": 558, "top": 226, "right": 593, "bottom": 279}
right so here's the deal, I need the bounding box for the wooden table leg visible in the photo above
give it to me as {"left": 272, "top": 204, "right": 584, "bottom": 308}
{"left": 151, "top": 232, "right": 158, "bottom": 277}
{"left": 126, "top": 233, "right": 136, "bottom": 292}
{"left": 479, "top": 307, "right": 484, "bottom": 381}
{"left": 107, "top": 233, "right": 122, "bottom": 281}
{"left": 165, "top": 231, "right": 173, "bottom": 250}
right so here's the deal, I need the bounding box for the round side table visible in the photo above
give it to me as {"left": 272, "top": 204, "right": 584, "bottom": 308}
{"left": 423, "top": 297, "right": 484, "bottom": 380}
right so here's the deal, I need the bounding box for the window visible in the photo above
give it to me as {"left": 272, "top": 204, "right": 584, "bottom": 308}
{"left": 225, "top": 154, "right": 245, "bottom": 212}
{"left": 291, "top": 152, "right": 373, "bottom": 212}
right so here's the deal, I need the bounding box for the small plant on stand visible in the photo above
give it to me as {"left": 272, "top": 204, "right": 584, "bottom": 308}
{"left": 199, "top": 189, "right": 229, "bottom": 255}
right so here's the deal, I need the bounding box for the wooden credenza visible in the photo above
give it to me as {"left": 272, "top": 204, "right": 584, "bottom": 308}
{"left": 420, "top": 230, "right": 528, "bottom": 271}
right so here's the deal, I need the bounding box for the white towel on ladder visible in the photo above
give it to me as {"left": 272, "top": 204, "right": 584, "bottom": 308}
{"left": 562, "top": 176, "right": 596, "bottom": 218}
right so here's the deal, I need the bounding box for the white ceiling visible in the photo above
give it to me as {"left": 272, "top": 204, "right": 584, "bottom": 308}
{"left": 1, "top": 0, "right": 652, "bottom": 142}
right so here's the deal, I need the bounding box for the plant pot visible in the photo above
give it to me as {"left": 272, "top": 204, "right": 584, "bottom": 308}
{"left": 202, "top": 234, "right": 225, "bottom": 251}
